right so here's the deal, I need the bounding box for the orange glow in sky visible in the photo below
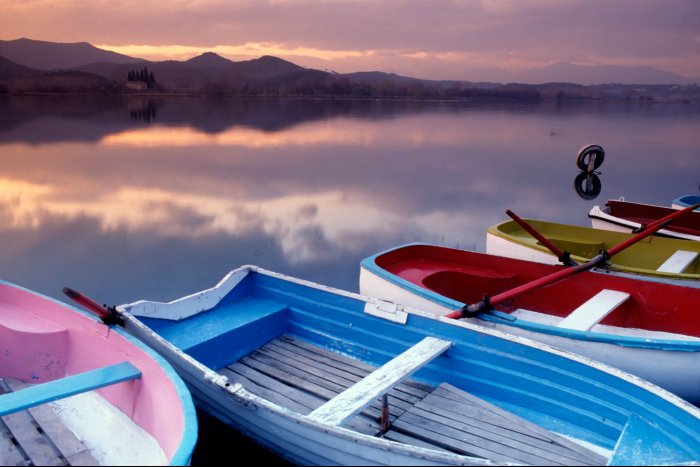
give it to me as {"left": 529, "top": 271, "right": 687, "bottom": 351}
{"left": 2, "top": 1, "right": 698, "bottom": 80}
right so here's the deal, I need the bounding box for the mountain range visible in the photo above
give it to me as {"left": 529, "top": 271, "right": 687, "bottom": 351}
{"left": 0, "top": 38, "right": 698, "bottom": 99}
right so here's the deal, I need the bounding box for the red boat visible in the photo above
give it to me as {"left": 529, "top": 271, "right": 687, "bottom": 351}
{"left": 360, "top": 242, "right": 700, "bottom": 403}
{"left": 589, "top": 199, "right": 700, "bottom": 241}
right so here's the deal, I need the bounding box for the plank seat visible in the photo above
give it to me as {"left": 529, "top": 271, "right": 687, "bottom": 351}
{"left": 0, "top": 362, "right": 141, "bottom": 417}
{"left": 220, "top": 335, "right": 435, "bottom": 436}
{"left": 656, "top": 250, "right": 698, "bottom": 273}
{"left": 557, "top": 289, "right": 630, "bottom": 332}
{"left": 306, "top": 337, "right": 452, "bottom": 427}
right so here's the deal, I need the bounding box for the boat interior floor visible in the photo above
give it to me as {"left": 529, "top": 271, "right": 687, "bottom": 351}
{"left": 0, "top": 379, "right": 97, "bottom": 466}
{"left": 220, "top": 334, "right": 606, "bottom": 466}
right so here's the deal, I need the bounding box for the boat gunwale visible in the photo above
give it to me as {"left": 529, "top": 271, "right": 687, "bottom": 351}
{"left": 486, "top": 219, "right": 700, "bottom": 281}
{"left": 0, "top": 279, "right": 199, "bottom": 466}
{"left": 360, "top": 243, "right": 700, "bottom": 352}
{"left": 589, "top": 205, "right": 700, "bottom": 242}
{"left": 119, "top": 264, "right": 700, "bottom": 423}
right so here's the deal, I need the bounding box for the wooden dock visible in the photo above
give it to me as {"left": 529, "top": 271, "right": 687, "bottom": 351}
{"left": 221, "top": 334, "right": 606, "bottom": 466}
{"left": 0, "top": 379, "right": 97, "bottom": 466}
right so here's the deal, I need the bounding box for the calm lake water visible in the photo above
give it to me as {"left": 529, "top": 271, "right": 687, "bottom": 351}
{"left": 1, "top": 95, "right": 699, "bottom": 462}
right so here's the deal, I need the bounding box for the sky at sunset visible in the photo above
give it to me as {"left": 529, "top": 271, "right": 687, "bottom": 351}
{"left": 1, "top": 0, "right": 699, "bottom": 81}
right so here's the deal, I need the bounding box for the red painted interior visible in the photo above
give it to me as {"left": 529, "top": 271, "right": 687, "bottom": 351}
{"left": 607, "top": 200, "right": 700, "bottom": 235}
{"left": 376, "top": 244, "right": 700, "bottom": 337}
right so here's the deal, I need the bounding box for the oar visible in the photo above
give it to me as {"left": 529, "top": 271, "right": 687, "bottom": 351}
{"left": 63, "top": 287, "right": 120, "bottom": 325}
{"left": 506, "top": 210, "right": 577, "bottom": 266}
{"left": 446, "top": 202, "right": 700, "bottom": 319}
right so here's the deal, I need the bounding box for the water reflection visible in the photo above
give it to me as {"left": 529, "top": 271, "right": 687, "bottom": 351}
{"left": 573, "top": 172, "right": 603, "bottom": 200}
{"left": 0, "top": 96, "right": 698, "bottom": 309}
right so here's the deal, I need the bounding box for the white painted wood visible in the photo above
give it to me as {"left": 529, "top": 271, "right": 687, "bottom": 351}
{"left": 589, "top": 206, "right": 700, "bottom": 241}
{"left": 307, "top": 337, "right": 452, "bottom": 426}
{"left": 557, "top": 290, "right": 630, "bottom": 332}
{"left": 363, "top": 300, "right": 408, "bottom": 324}
{"left": 657, "top": 250, "right": 698, "bottom": 274}
{"left": 486, "top": 233, "right": 561, "bottom": 265}
{"left": 121, "top": 268, "right": 250, "bottom": 320}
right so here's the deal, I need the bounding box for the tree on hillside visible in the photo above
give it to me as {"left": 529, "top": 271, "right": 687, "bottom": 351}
{"left": 127, "top": 66, "right": 156, "bottom": 90}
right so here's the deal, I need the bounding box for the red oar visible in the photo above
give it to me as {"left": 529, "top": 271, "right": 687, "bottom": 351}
{"left": 447, "top": 202, "right": 700, "bottom": 319}
{"left": 506, "top": 210, "right": 577, "bottom": 266}
{"left": 63, "top": 287, "right": 119, "bottom": 324}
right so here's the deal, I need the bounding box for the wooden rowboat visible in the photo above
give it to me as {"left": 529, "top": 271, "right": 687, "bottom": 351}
{"left": 486, "top": 218, "right": 700, "bottom": 284}
{"left": 0, "top": 279, "right": 197, "bottom": 466}
{"left": 359, "top": 243, "right": 700, "bottom": 403}
{"left": 589, "top": 199, "right": 700, "bottom": 241}
{"left": 67, "top": 266, "right": 700, "bottom": 465}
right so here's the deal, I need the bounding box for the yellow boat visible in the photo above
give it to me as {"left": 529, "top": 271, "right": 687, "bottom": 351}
{"left": 486, "top": 218, "right": 700, "bottom": 284}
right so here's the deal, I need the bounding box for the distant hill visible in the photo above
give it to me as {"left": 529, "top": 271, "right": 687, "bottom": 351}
{"left": 0, "top": 55, "right": 38, "bottom": 80}
{"left": 512, "top": 62, "right": 696, "bottom": 86}
{"left": 77, "top": 53, "right": 324, "bottom": 93}
{"left": 0, "top": 38, "right": 141, "bottom": 70}
{"left": 0, "top": 39, "right": 697, "bottom": 100}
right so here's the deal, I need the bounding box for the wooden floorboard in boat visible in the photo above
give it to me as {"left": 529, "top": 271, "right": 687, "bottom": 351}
{"left": 392, "top": 383, "right": 606, "bottom": 466}
{"left": 0, "top": 379, "right": 97, "bottom": 466}
{"left": 222, "top": 336, "right": 605, "bottom": 465}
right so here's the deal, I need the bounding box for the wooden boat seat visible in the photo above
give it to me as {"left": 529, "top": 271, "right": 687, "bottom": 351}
{"left": 557, "top": 289, "right": 630, "bottom": 332}
{"left": 306, "top": 337, "right": 452, "bottom": 427}
{"left": 656, "top": 250, "right": 698, "bottom": 274}
{"left": 156, "top": 297, "right": 288, "bottom": 370}
{"left": 0, "top": 362, "right": 141, "bottom": 417}
{"left": 221, "top": 335, "right": 436, "bottom": 436}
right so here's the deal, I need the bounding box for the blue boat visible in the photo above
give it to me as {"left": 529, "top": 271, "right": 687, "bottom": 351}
{"left": 673, "top": 195, "right": 700, "bottom": 210}
{"left": 77, "top": 266, "right": 700, "bottom": 466}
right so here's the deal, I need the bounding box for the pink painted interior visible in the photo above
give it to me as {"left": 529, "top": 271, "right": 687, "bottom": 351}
{"left": 0, "top": 303, "right": 69, "bottom": 382}
{"left": 0, "top": 283, "right": 185, "bottom": 462}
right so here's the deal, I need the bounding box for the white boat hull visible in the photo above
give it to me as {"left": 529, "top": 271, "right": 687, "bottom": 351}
{"left": 589, "top": 205, "right": 700, "bottom": 241}
{"left": 486, "top": 232, "right": 561, "bottom": 264}
{"left": 359, "top": 266, "right": 700, "bottom": 404}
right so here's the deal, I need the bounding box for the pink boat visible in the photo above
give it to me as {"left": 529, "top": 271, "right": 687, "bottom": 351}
{"left": 0, "top": 280, "right": 197, "bottom": 465}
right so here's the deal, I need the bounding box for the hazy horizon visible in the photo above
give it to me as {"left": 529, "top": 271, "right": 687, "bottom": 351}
{"left": 1, "top": 0, "right": 699, "bottom": 83}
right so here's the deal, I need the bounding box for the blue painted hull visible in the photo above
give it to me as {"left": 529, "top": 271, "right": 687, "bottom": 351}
{"left": 674, "top": 195, "right": 700, "bottom": 210}
{"left": 119, "top": 266, "right": 700, "bottom": 465}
